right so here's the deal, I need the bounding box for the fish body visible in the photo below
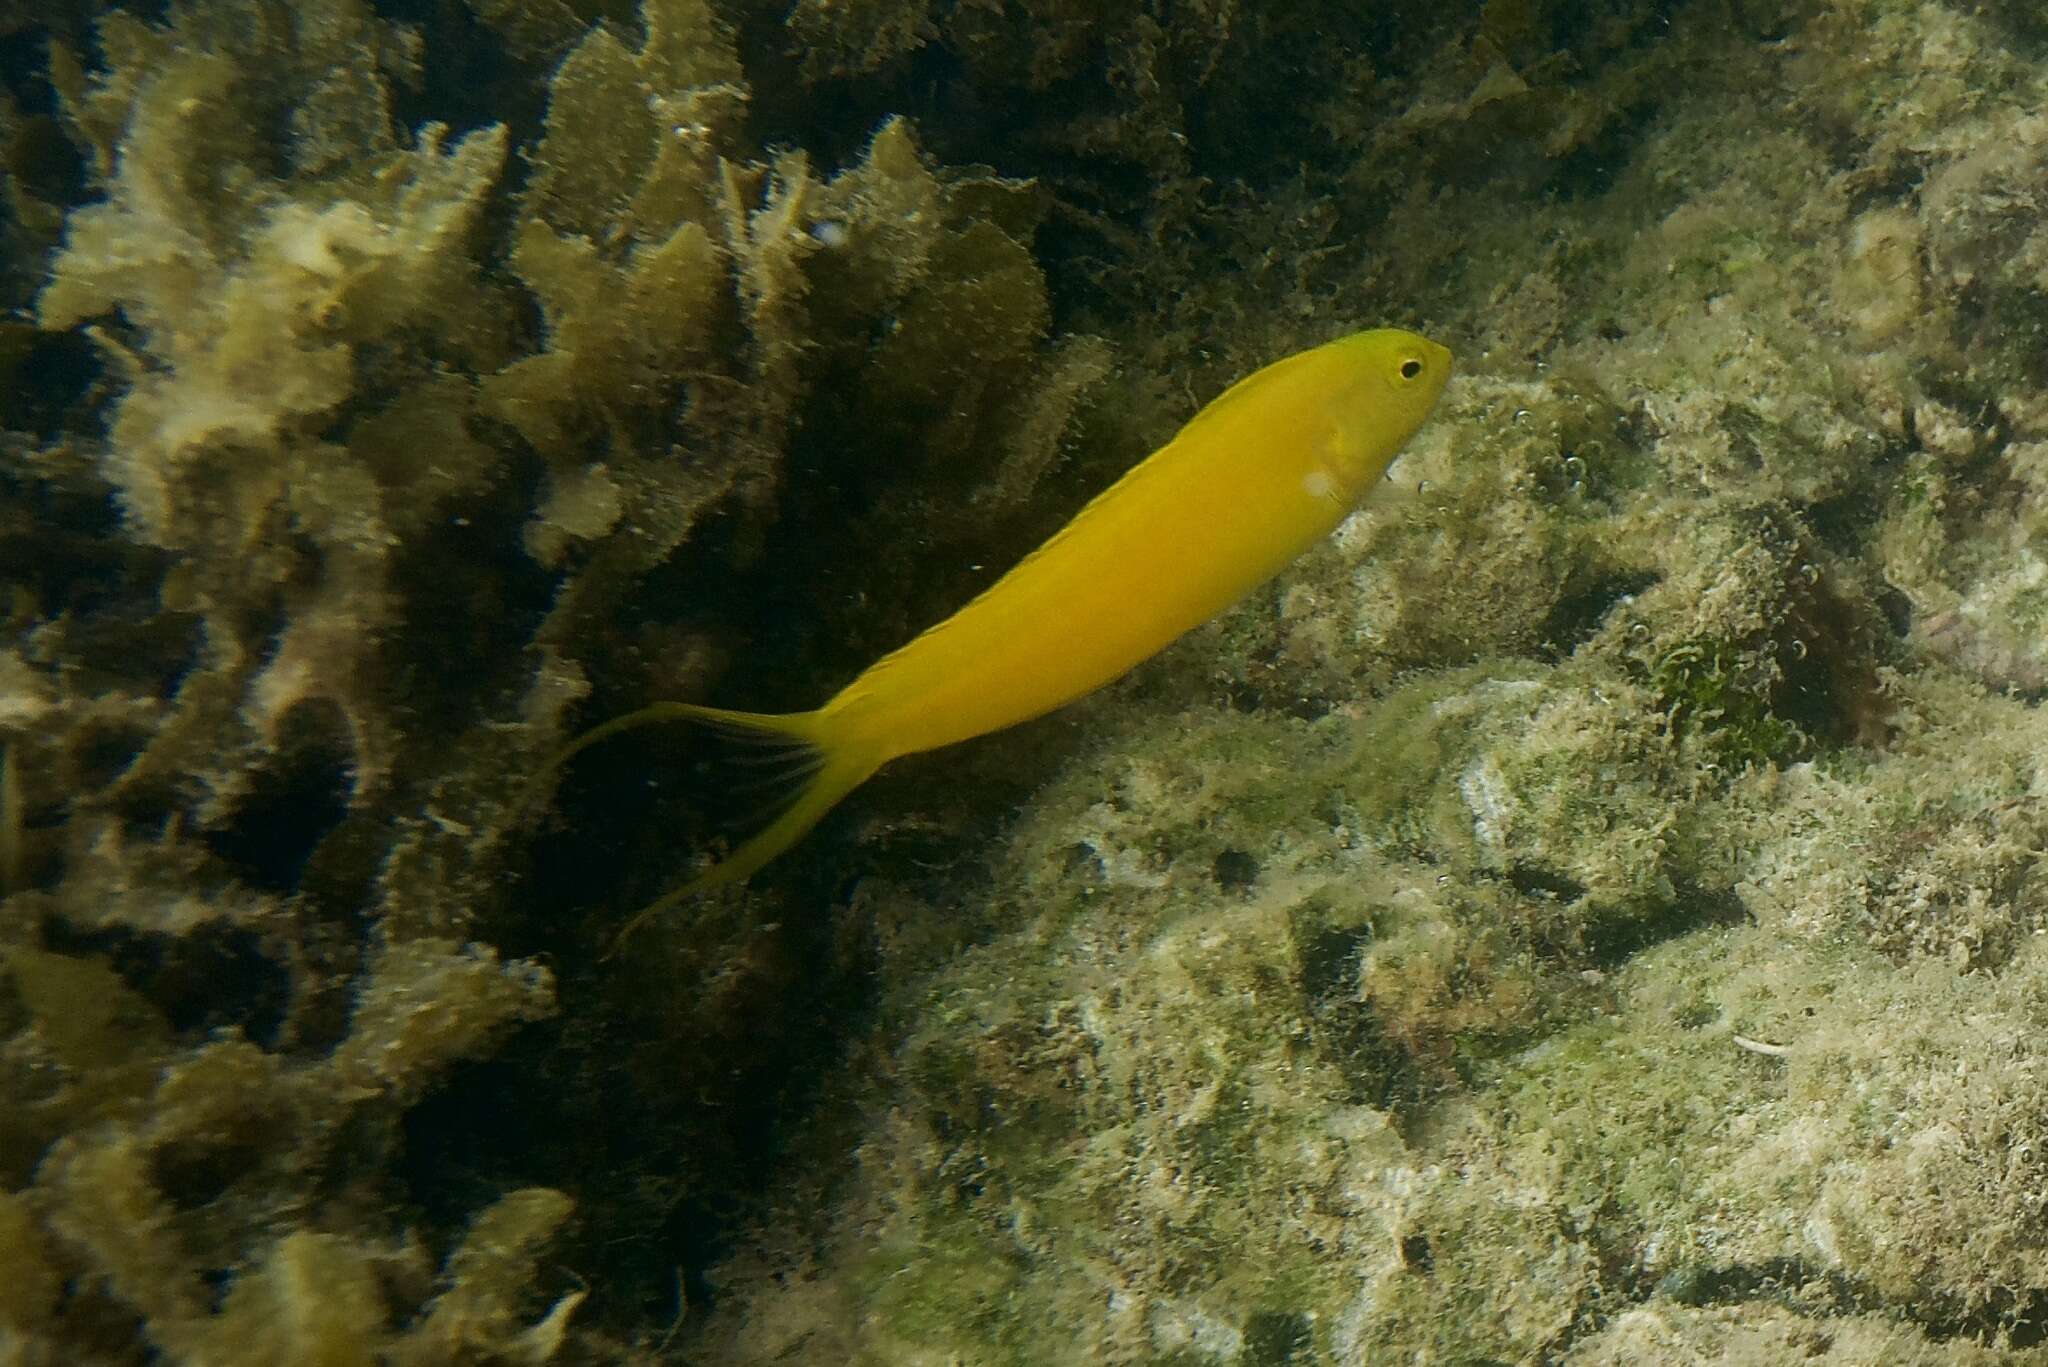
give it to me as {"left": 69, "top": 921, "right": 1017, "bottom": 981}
{"left": 827, "top": 329, "right": 1451, "bottom": 758}
{"left": 550, "top": 328, "right": 1452, "bottom": 921}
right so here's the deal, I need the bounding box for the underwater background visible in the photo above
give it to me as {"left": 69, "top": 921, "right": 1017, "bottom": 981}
{"left": 8, "top": 0, "right": 2048, "bottom": 1362}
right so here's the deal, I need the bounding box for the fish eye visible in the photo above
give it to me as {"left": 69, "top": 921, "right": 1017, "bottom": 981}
{"left": 1398, "top": 357, "right": 1424, "bottom": 381}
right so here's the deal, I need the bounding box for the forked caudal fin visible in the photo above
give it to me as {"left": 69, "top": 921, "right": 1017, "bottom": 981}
{"left": 522, "top": 702, "right": 881, "bottom": 950}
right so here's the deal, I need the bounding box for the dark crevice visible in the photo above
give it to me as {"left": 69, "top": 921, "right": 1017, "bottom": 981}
{"left": 40, "top": 918, "right": 293, "bottom": 1048}
{"left": 1579, "top": 881, "right": 1751, "bottom": 970}
{"left": 1535, "top": 569, "right": 1659, "bottom": 658}
{"left": 202, "top": 699, "right": 356, "bottom": 895}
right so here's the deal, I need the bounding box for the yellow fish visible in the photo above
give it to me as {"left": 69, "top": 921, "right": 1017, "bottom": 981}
{"left": 543, "top": 328, "right": 1451, "bottom": 925}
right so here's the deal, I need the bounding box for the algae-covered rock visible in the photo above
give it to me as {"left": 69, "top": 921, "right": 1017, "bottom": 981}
{"left": 1565, "top": 1303, "right": 2008, "bottom": 1366}
{"left": 684, "top": 2, "right": 2048, "bottom": 1362}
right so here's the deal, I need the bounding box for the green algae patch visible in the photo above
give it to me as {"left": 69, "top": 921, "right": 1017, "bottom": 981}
{"left": 852, "top": 1230, "right": 1034, "bottom": 1366}
{"left": 1648, "top": 637, "right": 1805, "bottom": 768}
